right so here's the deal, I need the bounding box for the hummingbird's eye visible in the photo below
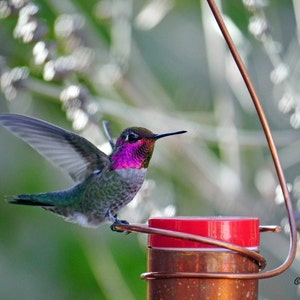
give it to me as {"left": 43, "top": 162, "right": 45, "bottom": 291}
{"left": 126, "top": 132, "right": 140, "bottom": 143}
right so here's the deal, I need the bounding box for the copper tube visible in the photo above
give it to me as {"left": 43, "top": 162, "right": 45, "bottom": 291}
{"left": 206, "top": 0, "right": 298, "bottom": 278}
{"left": 114, "top": 223, "right": 286, "bottom": 280}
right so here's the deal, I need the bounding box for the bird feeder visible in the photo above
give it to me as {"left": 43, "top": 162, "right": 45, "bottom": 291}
{"left": 146, "top": 217, "right": 260, "bottom": 300}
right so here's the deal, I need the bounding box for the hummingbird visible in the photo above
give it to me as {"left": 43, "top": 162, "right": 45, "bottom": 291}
{"left": 0, "top": 113, "right": 186, "bottom": 229}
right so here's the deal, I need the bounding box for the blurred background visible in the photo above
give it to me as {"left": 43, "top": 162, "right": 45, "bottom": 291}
{"left": 0, "top": 0, "right": 300, "bottom": 299}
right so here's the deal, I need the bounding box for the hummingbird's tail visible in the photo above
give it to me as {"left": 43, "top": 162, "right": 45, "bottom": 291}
{"left": 6, "top": 193, "right": 55, "bottom": 207}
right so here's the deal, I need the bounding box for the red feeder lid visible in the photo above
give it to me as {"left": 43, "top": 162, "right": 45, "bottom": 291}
{"left": 149, "top": 217, "right": 260, "bottom": 249}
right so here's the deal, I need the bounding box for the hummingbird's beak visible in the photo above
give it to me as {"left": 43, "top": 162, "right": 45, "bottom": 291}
{"left": 151, "top": 130, "right": 187, "bottom": 140}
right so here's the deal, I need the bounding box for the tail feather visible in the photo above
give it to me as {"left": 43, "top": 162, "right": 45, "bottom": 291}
{"left": 6, "top": 194, "right": 55, "bottom": 207}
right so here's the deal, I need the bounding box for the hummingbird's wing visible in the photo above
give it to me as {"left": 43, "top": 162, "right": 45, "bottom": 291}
{"left": 0, "top": 113, "right": 110, "bottom": 182}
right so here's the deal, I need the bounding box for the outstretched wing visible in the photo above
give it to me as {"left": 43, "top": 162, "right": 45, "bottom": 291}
{"left": 0, "top": 113, "right": 110, "bottom": 182}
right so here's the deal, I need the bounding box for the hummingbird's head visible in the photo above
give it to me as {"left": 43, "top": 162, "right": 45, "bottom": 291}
{"left": 110, "top": 127, "right": 186, "bottom": 170}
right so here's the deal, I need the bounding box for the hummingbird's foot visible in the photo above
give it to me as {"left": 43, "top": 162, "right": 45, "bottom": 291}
{"left": 110, "top": 217, "right": 130, "bottom": 233}
{"left": 105, "top": 209, "right": 130, "bottom": 233}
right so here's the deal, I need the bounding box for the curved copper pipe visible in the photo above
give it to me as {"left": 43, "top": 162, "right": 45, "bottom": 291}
{"left": 114, "top": 223, "right": 266, "bottom": 271}
{"left": 205, "top": 0, "right": 297, "bottom": 279}
{"left": 113, "top": 222, "right": 286, "bottom": 279}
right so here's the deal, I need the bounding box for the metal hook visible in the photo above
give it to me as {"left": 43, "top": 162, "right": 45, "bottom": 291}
{"left": 205, "top": 0, "right": 297, "bottom": 279}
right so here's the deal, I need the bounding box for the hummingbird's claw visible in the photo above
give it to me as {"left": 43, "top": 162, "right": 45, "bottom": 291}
{"left": 110, "top": 217, "right": 130, "bottom": 233}
{"left": 105, "top": 209, "right": 130, "bottom": 233}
